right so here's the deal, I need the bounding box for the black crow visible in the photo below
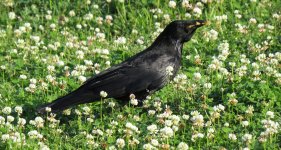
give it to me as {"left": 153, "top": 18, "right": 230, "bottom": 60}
{"left": 37, "top": 20, "right": 206, "bottom": 113}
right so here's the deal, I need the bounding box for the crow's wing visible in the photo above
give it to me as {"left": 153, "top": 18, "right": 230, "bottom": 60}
{"left": 82, "top": 63, "right": 167, "bottom": 99}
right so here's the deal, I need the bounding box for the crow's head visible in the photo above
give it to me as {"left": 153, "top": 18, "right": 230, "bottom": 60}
{"left": 163, "top": 20, "right": 207, "bottom": 42}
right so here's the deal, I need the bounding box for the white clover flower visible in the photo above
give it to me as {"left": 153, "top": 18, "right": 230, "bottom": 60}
{"left": 111, "top": 120, "right": 118, "bottom": 126}
{"left": 28, "top": 130, "right": 43, "bottom": 139}
{"left": 177, "top": 142, "right": 189, "bottom": 150}
{"left": 182, "top": 114, "right": 190, "bottom": 120}
{"left": 245, "top": 105, "right": 254, "bottom": 115}
{"left": 148, "top": 110, "right": 156, "bottom": 115}
{"left": 108, "top": 145, "right": 116, "bottom": 150}
{"left": 205, "top": 29, "right": 218, "bottom": 41}
{"left": 163, "top": 14, "right": 170, "bottom": 23}
{"left": 132, "top": 29, "right": 138, "bottom": 34}
{"left": 191, "top": 133, "right": 204, "bottom": 141}
{"left": 92, "top": 129, "right": 104, "bottom": 136}
{"left": 30, "top": 35, "right": 40, "bottom": 43}
{"left": 116, "top": 138, "right": 125, "bottom": 148}
{"left": 19, "top": 74, "right": 27, "bottom": 80}
{"left": 45, "top": 14, "right": 52, "bottom": 20}
{"left": 166, "top": 66, "right": 174, "bottom": 76}
{"left": 147, "top": 124, "right": 158, "bottom": 134}
{"left": 24, "top": 22, "right": 31, "bottom": 30}
{"left": 168, "top": 1, "right": 177, "bottom": 8}
{"left": 96, "top": 32, "right": 106, "bottom": 41}
{"left": 84, "top": 60, "right": 93, "bottom": 66}
{"left": 228, "top": 133, "right": 237, "bottom": 141}
{"left": 84, "top": 13, "right": 93, "bottom": 20}
{"left": 47, "top": 65, "right": 55, "bottom": 72}
{"left": 87, "top": 118, "right": 94, "bottom": 123}
{"left": 17, "top": 118, "right": 26, "bottom": 126}
{"left": 82, "top": 106, "right": 91, "bottom": 115}
{"left": 34, "top": 116, "right": 44, "bottom": 128}
{"left": 214, "top": 15, "right": 228, "bottom": 22}
{"left": 266, "top": 111, "right": 274, "bottom": 118}
{"left": 249, "top": 18, "right": 257, "bottom": 24}
{"left": 169, "top": 115, "right": 180, "bottom": 125}
{"left": 149, "top": 139, "right": 158, "bottom": 147}
{"left": 8, "top": 12, "right": 16, "bottom": 20}
{"left": 242, "top": 133, "right": 252, "bottom": 143}
{"left": 105, "top": 15, "right": 113, "bottom": 21}
{"left": 218, "top": 41, "right": 229, "bottom": 54}
{"left": 39, "top": 25, "right": 44, "bottom": 31}
{"left": 172, "top": 125, "right": 179, "bottom": 132}
{"left": 182, "top": 0, "right": 190, "bottom": 9}
{"left": 193, "top": 7, "right": 202, "bottom": 17}
{"left": 203, "top": 83, "right": 212, "bottom": 89}
{"left": 19, "top": 26, "right": 26, "bottom": 33}
{"left": 76, "top": 50, "right": 84, "bottom": 59}
{"left": 95, "top": 16, "right": 103, "bottom": 24}
{"left": 160, "top": 126, "right": 174, "bottom": 138}
{"left": 76, "top": 24, "right": 82, "bottom": 29}
{"left": 165, "top": 120, "right": 173, "bottom": 127}
{"left": 2, "top": 107, "right": 12, "bottom": 114}
{"left": 7, "top": 115, "right": 14, "bottom": 122}
{"left": 69, "top": 10, "right": 76, "bottom": 17}
{"left": 74, "top": 109, "right": 81, "bottom": 115}
{"left": 78, "top": 75, "right": 86, "bottom": 83}
{"left": 0, "top": 116, "right": 5, "bottom": 124}
{"left": 218, "top": 104, "right": 225, "bottom": 111}
{"left": 224, "top": 122, "right": 229, "bottom": 127}
{"left": 194, "top": 72, "right": 202, "bottom": 80}
{"left": 173, "top": 73, "right": 187, "bottom": 87}
{"left": 14, "top": 106, "right": 23, "bottom": 114}
{"left": 30, "top": 78, "right": 37, "bottom": 84}
{"left": 14, "top": 29, "right": 22, "bottom": 36}
{"left": 130, "top": 98, "right": 138, "bottom": 106}
{"left": 105, "top": 15, "right": 113, "bottom": 25}
{"left": 190, "top": 111, "right": 204, "bottom": 127}
{"left": 143, "top": 143, "right": 155, "bottom": 150}
{"left": 136, "top": 38, "right": 144, "bottom": 45}
{"left": 46, "top": 75, "right": 55, "bottom": 83}
{"left": 39, "top": 143, "right": 50, "bottom": 150}
{"left": 100, "top": 91, "right": 108, "bottom": 98}
{"left": 50, "top": 23, "right": 56, "bottom": 29}
{"left": 185, "top": 13, "right": 191, "bottom": 18}
{"left": 126, "top": 122, "right": 139, "bottom": 133}
{"left": 241, "top": 120, "right": 249, "bottom": 127}
{"left": 114, "top": 37, "right": 127, "bottom": 44}
{"left": 1, "top": 134, "right": 10, "bottom": 141}
{"left": 56, "top": 60, "right": 64, "bottom": 66}
{"left": 108, "top": 101, "right": 115, "bottom": 108}
{"left": 229, "top": 62, "right": 236, "bottom": 67}
{"left": 191, "top": 110, "right": 200, "bottom": 116}
{"left": 63, "top": 109, "right": 71, "bottom": 115}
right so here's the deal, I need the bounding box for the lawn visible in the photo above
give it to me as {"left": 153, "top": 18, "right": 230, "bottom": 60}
{"left": 0, "top": 0, "right": 280, "bottom": 149}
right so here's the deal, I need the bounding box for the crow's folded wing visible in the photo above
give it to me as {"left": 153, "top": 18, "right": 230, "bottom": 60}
{"left": 82, "top": 64, "right": 167, "bottom": 98}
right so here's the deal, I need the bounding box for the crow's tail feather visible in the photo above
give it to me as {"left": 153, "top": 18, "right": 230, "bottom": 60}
{"left": 37, "top": 89, "right": 97, "bottom": 114}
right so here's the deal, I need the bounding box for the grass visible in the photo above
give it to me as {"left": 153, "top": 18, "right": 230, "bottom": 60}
{"left": 0, "top": 0, "right": 280, "bottom": 149}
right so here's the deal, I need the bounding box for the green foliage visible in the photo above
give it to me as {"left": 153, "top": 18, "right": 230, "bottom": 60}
{"left": 0, "top": 0, "right": 280, "bottom": 149}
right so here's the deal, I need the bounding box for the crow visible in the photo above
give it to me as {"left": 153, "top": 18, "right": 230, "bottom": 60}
{"left": 37, "top": 20, "right": 206, "bottom": 113}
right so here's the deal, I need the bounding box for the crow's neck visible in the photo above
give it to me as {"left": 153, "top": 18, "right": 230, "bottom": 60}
{"left": 151, "top": 35, "right": 183, "bottom": 55}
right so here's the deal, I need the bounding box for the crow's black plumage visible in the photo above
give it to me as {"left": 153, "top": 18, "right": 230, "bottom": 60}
{"left": 37, "top": 20, "right": 206, "bottom": 113}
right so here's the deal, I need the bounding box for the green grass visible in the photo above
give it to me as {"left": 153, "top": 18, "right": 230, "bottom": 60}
{"left": 0, "top": 0, "right": 280, "bottom": 149}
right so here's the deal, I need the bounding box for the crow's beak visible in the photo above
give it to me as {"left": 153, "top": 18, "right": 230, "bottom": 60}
{"left": 195, "top": 20, "right": 209, "bottom": 27}
{"left": 187, "top": 20, "right": 209, "bottom": 29}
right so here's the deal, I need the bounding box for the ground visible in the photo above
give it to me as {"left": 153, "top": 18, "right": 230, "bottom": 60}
{"left": 0, "top": 0, "right": 280, "bottom": 149}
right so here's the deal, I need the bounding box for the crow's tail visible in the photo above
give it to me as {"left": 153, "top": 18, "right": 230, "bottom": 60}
{"left": 37, "top": 88, "right": 97, "bottom": 114}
